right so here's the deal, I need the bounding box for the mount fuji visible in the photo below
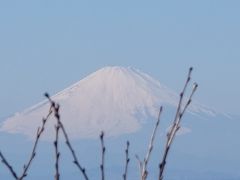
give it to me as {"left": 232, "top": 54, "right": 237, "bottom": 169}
{"left": 0, "top": 66, "right": 215, "bottom": 140}
{"left": 0, "top": 66, "right": 240, "bottom": 180}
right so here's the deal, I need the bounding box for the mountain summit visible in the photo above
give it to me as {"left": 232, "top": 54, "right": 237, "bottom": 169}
{"left": 0, "top": 66, "right": 215, "bottom": 139}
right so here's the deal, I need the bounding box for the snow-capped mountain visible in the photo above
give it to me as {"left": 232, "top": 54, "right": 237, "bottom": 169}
{"left": 1, "top": 66, "right": 240, "bottom": 180}
{"left": 0, "top": 66, "right": 215, "bottom": 140}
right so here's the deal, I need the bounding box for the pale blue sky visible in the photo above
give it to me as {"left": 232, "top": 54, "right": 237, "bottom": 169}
{"left": 0, "top": 0, "right": 239, "bottom": 118}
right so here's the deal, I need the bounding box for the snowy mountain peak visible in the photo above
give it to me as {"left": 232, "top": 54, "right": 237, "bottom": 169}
{"left": 0, "top": 66, "right": 216, "bottom": 140}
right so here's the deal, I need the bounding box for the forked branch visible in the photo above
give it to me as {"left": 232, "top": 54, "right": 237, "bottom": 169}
{"left": 0, "top": 95, "right": 53, "bottom": 180}
{"left": 45, "top": 93, "right": 89, "bottom": 180}
{"left": 158, "top": 67, "right": 198, "bottom": 180}
{"left": 19, "top": 95, "right": 53, "bottom": 180}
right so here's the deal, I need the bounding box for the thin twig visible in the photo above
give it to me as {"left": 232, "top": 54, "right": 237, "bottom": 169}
{"left": 60, "top": 121, "right": 89, "bottom": 180}
{"left": 135, "top": 155, "right": 143, "bottom": 179}
{"left": 179, "top": 83, "right": 198, "bottom": 120}
{"left": 142, "top": 106, "right": 163, "bottom": 180}
{"left": 54, "top": 124, "right": 61, "bottom": 180}
{"left": 0, "top": 151, "right": 18, "bottom": 179}
{"left": 100, "top": 131, "right": 105, "bottom": 180}
{"left": 18, "top": 95, "right": 53, "bottom": 180}
{"left": 164, "top": 83, "right": 198, "bottom": 162}
{"left": 51, "top": 97, "right": 61, "bottom": 180}
{"left": 158, "top": 68, "right": 198, "bottom": 180}
{"left": 45, "top": 93, "right": 89, "bottom": 180}
{"left": 123, "top": 141, "right": 130, "bottom": 180}
{"left": 166, "top": 67, "right": 193, "bottom": 148}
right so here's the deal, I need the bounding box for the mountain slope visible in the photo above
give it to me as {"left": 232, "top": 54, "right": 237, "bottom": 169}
{"left": 0, "top": 66, "right": 215, "bottom": 139}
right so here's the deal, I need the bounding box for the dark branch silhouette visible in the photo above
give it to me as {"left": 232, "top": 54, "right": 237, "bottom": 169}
{"left": 0, "top": 151, "right": 18, "bottom": 179}
{"left": 18, "top": 97, "right": 53, "bottom": 180}
{"left": 100, "top": 131, "right": 105, "bottom": 180}
{"left": 158, "top": 67, "right": 198, "bottom": 180}
{"left": 45, "top": 93, "right": 89, "bottom": 180}
{"left": 123, "top": 141, "right": 130, "bottom": 180}
{"left": 0, "top": 94, "right": 53, "bottom": 180}
{"left": 54, "top": 123, "right": 61, "bottom": 180}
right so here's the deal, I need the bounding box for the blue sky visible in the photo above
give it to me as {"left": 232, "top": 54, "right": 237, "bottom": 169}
{"left": 0, "top": 0, "right": 239, "bottom": 118}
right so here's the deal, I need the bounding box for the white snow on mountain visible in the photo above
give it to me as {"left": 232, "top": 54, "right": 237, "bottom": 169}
{"left": 0, "top": 66, "right": 216, "bottom": 140}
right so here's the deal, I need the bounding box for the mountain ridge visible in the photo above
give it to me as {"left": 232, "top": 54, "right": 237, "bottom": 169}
{"left": 0, "top": 66, "right": 218, "bottom": 140}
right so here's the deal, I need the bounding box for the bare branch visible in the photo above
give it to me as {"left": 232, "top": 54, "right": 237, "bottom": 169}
{"left": 45, "top": 94, "right": 89, "bottom": 180}
{"left": 19, "top": 94, "right": 53, "bottom": 180}
{"left": 142, "top": 106, "right": 163, "bottom": 180}
{"left": 100, "top": 131, "right": 105, "bottom": 180}
{"left": 166, "top": 67, "right": 193, "bottom": 146}
{"left": 135, "top": 155, "right": 143, "bottom": 179}
{"left": 0, "top": 151, "right": 18, "bottom": 179}
{"left": 158, "top": 67, "right": 198, "bottom": 180}
{"left": 60, "top": 122, "right": 89, "bottom": 180}
{"left": 54, "top": 124, "right": 61, "bottom": 180}
{"left": 179, "top": 83, "right": 198, "bottom": 120}
{"left": 123, "top": 141, "right": 130, "bottom": 180}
